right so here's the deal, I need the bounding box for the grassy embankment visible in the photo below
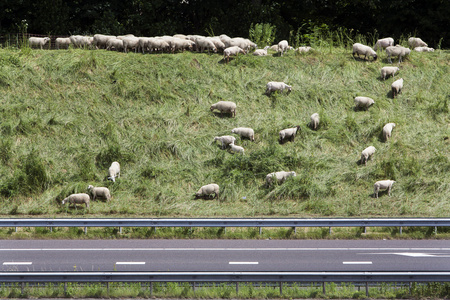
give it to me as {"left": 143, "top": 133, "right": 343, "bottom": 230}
{"left": 0, "top": 41, "right": 448, "bottom": 224}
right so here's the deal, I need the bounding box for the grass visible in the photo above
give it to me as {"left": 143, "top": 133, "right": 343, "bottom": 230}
{"left": 0, "top": 44, "right": 448, "bottom": 220}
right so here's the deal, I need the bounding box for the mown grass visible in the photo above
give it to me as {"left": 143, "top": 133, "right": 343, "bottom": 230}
{"left": 0, "top": 44, "right": 448, "bottom": 219}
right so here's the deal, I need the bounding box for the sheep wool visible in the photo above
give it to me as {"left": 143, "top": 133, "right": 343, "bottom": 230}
{"left": 265, "top": 81, "right": 292, "bottom": 95}
{"left": 352, "top": 43, "right": 377, "bottom": 60}
{"left": 210, "top": 101, "right": 237, "bottom": 117}
{"left": 354, "top": 96, "right": 375, "bottom": 110}
{"left": 62, "top": 193, "right": 90, "bottom": 209}
{"left": 382, "top": 123, "right": 396, "bottom": 141}
{"left": 310, "top": 113, "right": 320, "bottom": 130}
{"left": 231, "top": 127, "right": 255, "bottom": 141}
{"left": 88, "top": 185, "right": 111, "bottom": 202}
{"left": 381, "top": 66, "right": 399, "bottom": 80}
{"left": 374, "top": 180, "right": 396, "bottom": 198}
{"left": 195, "top": 183, "right": 219, "bottom": 199}
{"left": 391, "top": 78, "right": 403, "bottom": 98}
{"left": 279, "top": 126, "right": 300, "bottom": 143}
{"left": 360, "top": 146, "right": 376, "bottom": 165}
{"left": 266, "top": 171, "right": 297, "bottom": 186}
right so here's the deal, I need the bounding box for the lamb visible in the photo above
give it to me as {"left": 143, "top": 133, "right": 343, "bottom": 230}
{"left": 108, "top": 161, "right": 121, "bottom": 182}
{"left": 55, "top": 37, "right": 71, "bottom": 50}
{"left": 278, "top": 40, "right": 289, "bottom": 56}
{"left": 373, "top": 37, "right": 394, "bottom": 51}
{"left": 266, "top": 171, "right": 296, "bottom": 186}
{"left": 195, "top": 183, "right": 219, "bottom": 200}
{"left": 93, "top": 34, "right": 116, "bottom": 49}
{"left": 87, "top": 185, "right": 111, "bottom": 202}
{"left": 28, "top": 37, "right": 50, "bottom": 49}
{"left": 106, "top": 38, "right": 124, "bottom": 52}
{"left": 253, "top": 46, "right": 270, "bottom": 56}
{"left": 195, "top": 37, "right": 217, "bottom": 54}
{"left": 408, "top": 37, "right": 428, "bottom": 48}
{"left": 381, "top": 66, "right": 399, "bottom": 80}
{"left": 223, "top": 46, "right": 246, "bottom": 63}
{"left": 354, "top": 96, "right": 375, "bottom": 110}
{"left": 269, "top": 45, "right": 279, "bottom": 52}
{"left": 385, "top": 45, "right": 411, "bottom": 63}
{"left": 231, "top": 127, "right": 255, "bottom": 141}
{"left": 352, "top": 43, "right": 377, "bottom": 61}
{"left": 374, "top": 180, "right": 396, "bottom": 198}
{"left": 382, "top": 123, "right": 396, "bottom": 141}
{"left": 310, "top": 113, "right": 320, "bottom": 130}
{"left": 279, "top": 126, "right": 300, "bottom": 143}
{"left": 62, "top": 193, "right": 90, "bottom": 209}
{"left": 414, "top": 46, "right": 435, "bottom": 52}
{"left": 265, "top": 81, "right": 292, "bottom": 95}
{"left": 210, "top": 101, "right": 236, "bottom": 117}
{"left": 360, "top": 146, "right": 376, "bottom": 165}
{"left": 296, "top": 46, "right": 313, "bottom": 53}
{"left": 229, "top": 142, "right": 244, "bottom": 154}
{"left": 214, "top": 135, "right": 236, "bottom": 149}
{"left": 391, "top": 78, "right": 403, "bottom": 98}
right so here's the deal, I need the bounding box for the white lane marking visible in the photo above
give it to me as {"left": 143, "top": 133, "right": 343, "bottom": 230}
{"left": 229, "top": 262, "right": 259, "bottom": 265}
{"left": 0, "top": 247, "right": 449, "bottom": 251}
{"left": 3, "top": 262, "right": 32, "bottom": 265}
{"left": 115, "top": 262, "right": 145, "bottom": 265}
{"left": 343, "top": 261, "right": 372, "bottom": 265}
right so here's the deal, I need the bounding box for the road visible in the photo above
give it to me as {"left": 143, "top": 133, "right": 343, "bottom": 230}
{"left": 0, "top": 239, "right": 449, "bottom": 272}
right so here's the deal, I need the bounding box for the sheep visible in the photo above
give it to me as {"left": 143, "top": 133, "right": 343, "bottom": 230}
{"left": 374, "top": 180, "right": 396, "bottom": 198}
{"left": 360, "top": 146, "right": 376, "bottom": 165}
{"left": 214, "top": 135, "right": 236, "bottom": 149}
{"left": 106, "top": 38, "right": 124, "bottom": 52}
{"left": 195, "top": 183, "right": 219, "bottom": 200}
{"left": 352, "top": 43, "right": 377, "bottom": 61}
{"left": 108, "top": 161, "right": 120, "bottom": 182}
{"left": 279, "top": 126, "right": 300, "bottom": 143}
{"left": 265, "top": 81, "right": 292, "bottom": 95}
{"left": 229, "top": 142, "right": 244, "bottom": 154}
{"left": 269, "top": 45, "right": 279, "bottom": 52}
{"left": 55, "top": 37, "right": 71, "bottom": 50}
{"left": 171, "top": 38, "right": 195, "bottom": 53}
{"left": 148, "top": 38, "right": 170, "bottom": 53}
{"left": 265, "top": 171, "right": 297, "bottom": 186}
{"left": 231, "top": 127, "right": 255, "bottom": 141}
{"left": 224, "top": 37, "right": 255, "bottom": 51}
{"left": 278, "top": 40, "right": 289, "bottom": 56}
{"left": 87, "top": 185, "right": 111, "bottom": 202}
{"left": 195, "top": 37, "right": 217, "bottom": 54}
{"left": 310, "top": 113, "right": 320, "bottom": 130}
{"left": 62, "top": 193, "right": 90, "bottom": 209}
{"left": 296, "top": 46, "right": 313, "bottom": 53}
{"left": 210, "top": 101, "right": 236, "bottom": 117}
{"left": 69, "top": 35, "right": 93, "bottom": 48}
{"left": 253, "top": 46, "right": 270, "bottom": 56}
{"left": 122, "top": 36, "right": 140, "bottom": 53}
{"left": 373, "top": 37, "right": 394, "bottom": 51}
{"left": 408, "top": 37, "right": 428, "bottom": 48}
{"left": 28, "top": 37, "right": 50, "bottom": 49}
{"left": 381, "top": 66, "right": 399, "bottom": 80}
{"left": 385, "top": 45, "right": 411, "bottom": 63}
{"left": 207, "top": 37, "right": 226, "bottom": 52}
{"left": 382, "top": 123, "right": 396, "bottom": 141}
{"left": 223, "top": 46, "right": 246, "bottom": 63}
{"left": 391, "top": 78, "right": 403, "bottom": 98}
{"left": 354, "top": 96, "right": 375, "bottom": 110}
{"left": 93, "top": 34, "right": 116, "bottom": 49}
{"left": 414, "top": 46, "right": 435, "bottom": 52}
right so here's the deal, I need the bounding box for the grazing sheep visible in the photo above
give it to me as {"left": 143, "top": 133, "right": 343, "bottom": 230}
{"left": 195, "top": 183, "right": 219, "bottom": 199}
{"left": 265, "top": 81, "right": 292, "bottom": 95}
{"left": 360, "top": 146, "right": 376, "bottom": 165}
{"left": 69, "top": 35, "right": 93, "bottom": 48}
{"left": 278, "top": 40, "right": 289, "bottom": 56}
{"left": 55, "top": 37, "right": 71, "bottom": 49}
{"left": 374, "top": 180, "right": 396, "bottom": 198}
{"left": 408, "top": 37, "right": 428, "bottom": 48}
{"left": 28, "top": 37, "right": 50, "bottom": 49}
{"left": 195, "top": 37, "right": 217, "bottom": 54}
{"left": 385, "top": 45, "right": 411, "bottom": 63}
{"left": 93, "top": 34, "right": 116, "bottom": 49}
{"left": 87, "top": 185, "right": 111, "bottom": 202}
{"left": 296, "top": 46, "right": 313, "bottom": 53}
{"left": 106, "top": 38, "right": 124, "bottom": 52}
{"left": 279, "top": 126, "right": 300, "bottom": 143}
{"left": 214, "top": 135, "right": 236, "bottom": 149}
{"left": 231, "top": 127, "right": 255, "bottom": 141}
{"left": 210, "top": 101, "right": 236, "bottom": 117}
{"left": 266, "top": 171, "right": 297, "bottom": 186}
{"left": 414, "top": 46, "right": 435, "bottom": 52}
{"left": 381, "top": 66, "right": 399, "bottom": 80}
{"left": 229, "top": 142, "right": 244, "bottom": 154}
{"left": 310, "top": 113, "right": 320, "bottom": 130}
{"left": 108, "top": 161, "right": 121, "bottom": 182}
{"left": 253, "top": 46, "right": 270, "bottom": 56}
{"left": 373, "top": 37, "right": 394, "bottom": 51}
{"left": 352, "top": 43, "right": 377, "bottom": 61}
{"left": 62, "top": 193, "right": 90, "bottom": 209}
{"left": 207, "top": 37, "right": 226, "bottom": 52}
{"left": 354, "top": 96, "right": 375, "bottom": 110}
{"left": 223, "top": 46, "right": 246, "bottom": 63}
{"left": 122, "top": 36, "right": 140, "bottom": 53}
{"left": 382, "top": 123, "right": 396, "bottom": 141}
{"left": 391, "top": 78, "right": 403, "bottom": 98}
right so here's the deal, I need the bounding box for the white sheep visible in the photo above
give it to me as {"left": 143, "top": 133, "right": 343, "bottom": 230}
{"left": 207, "top": 37, "right": 226, "bottom": 52}
{"left": 214, "top": 135, "right": 236, "bottom": 149}
{"left": 210, "top": 101, "right": 236, "bottom": 117}
{"left": 223, "top": 46, "right": 246, "bottom": 63}
{"left": 354, "top": 96, "right": 375, "bottom": 110}
{"left": 229, "top": 142, "right": 244, "bottom": 154}
{"left": 414, "top": 46, "right": 435, "bottom": 52}
{"left": 278, "top": 40, "right": 289, "bottom": 56}
{"left": 310, "top": 113, "right": 320, "bottom": 130}
{"left": 55, "top": 37, "right": 71, "bottom": 50}
{"left": 253, "top": 46, "right": 270, "bottom": 56}
{"left": 296, "top": 46, "right": 313, "bottom": 53}
{"left": 62, "top": 193, "right": 90, "bottom": 209}
{"left": 360, "top": 146, "right": 376, "bottom": 165}
{"left": 352, "top": 43, "right": 377, "bottom": 61}
{"left": 108, "top": 161, "right": 120, "bottom": 182}
{"left": 224, "top": 37, "right": 256, "bottom": 51}
{"left": 231, "top": 127, "right": 255, "bottom": 141}
{"left": 149, "top": 38, "right": 170, "bottom": 53}
{"left": 382, "top": 123, "right": 396, "bottom": 141}
{"left": 87, "top": 185, "right": 111, "bottom": 202}
{"left": 122, "top": 36, "right": 140, "bottom": 53}
{"left": 269, "top": 45, "right": 279, "bottom": 52}
{"left": 279, "top": 126, "right": 300, "bottom": 143}
{"left": 195, "top": 37, "right": 217, "bottom": 54}
{"left": 408, "top": 37, "right": 428, "bottom": 48}
{"left": 265, "top": 81, "right": 292, "bottom": 95}
{"left": 266, "top": 171, "right": 297, "bottom": 186}
{"left": 28, "top": 37, "right": 50, "bottom": 49}
{"left": 93, "top": 34, "right": 116, "bottom": 49}
{"left": 195, "top": 183, "right": 219, "bottom": 199}
{"left": 373, "top": 37, "right": 394, "bottom": 51}
{"left": 374, "top": 180, "right": 396, "bottom": 198}
{"left": 69, "top": 35, "right": 93, "bottom": 48}
{"left": 106, "top": 38, "right": 124, "bottom": 51}
{"left": 385, "top": 45, "right": 411, "bottom": 63}
{"left": 381, "top": 66, "right": 399, "bottom": 80}
{"left": 391, "top": 78, "right": 403, "bottom": 98}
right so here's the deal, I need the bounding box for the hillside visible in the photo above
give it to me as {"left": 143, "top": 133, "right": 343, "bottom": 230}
{"left": 0, "top": 45, "right": 448, "bottom": 218}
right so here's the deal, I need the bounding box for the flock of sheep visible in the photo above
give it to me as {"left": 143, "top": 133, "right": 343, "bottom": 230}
{"left": 28, "top": 32, "right": 434, "bottom": 208}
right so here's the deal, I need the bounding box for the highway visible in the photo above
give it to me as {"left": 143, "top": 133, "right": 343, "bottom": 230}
{"left": 0, "top": 239, "right": 449, "bottom": 272}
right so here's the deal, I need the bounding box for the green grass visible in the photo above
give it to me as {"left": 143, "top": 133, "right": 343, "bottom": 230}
{"left": 0, "top": 45, "right": 448, "bottom": 219}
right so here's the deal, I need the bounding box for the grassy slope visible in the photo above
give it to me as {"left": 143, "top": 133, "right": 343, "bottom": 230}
{"left": 0, "top": 45, "right": 448, "bottom": 218}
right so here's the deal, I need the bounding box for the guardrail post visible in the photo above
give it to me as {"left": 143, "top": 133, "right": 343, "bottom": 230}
{"left": 21, "top": 282, "right": 24, "bottom": 294}
{"left": 84, "top": 227, "right": 87, "bottom": 234}
{"left": 15, "top": 227, "right": 17, "bottom": 232}
{"left": 64, "top": 282, "right": 67, "bottom": 295}
{"left": 364, "top": 227, "right": 367, "bottom": 234}
{"left": 259, "top": 227, "right": 262, "bottom": 235}
{"left": 149, "top": 282, "right": 152, "bottom": 296}
{"left": 329, "top": 227, "right": 332, "bottom": 235}
{"left": 323, "top": 282, "right": 326, "bottom": 295}
{"left": 119, "top": 227, "right": 122, "bottom": 234}
{"left": 107, "top": 282, "right": 110, "bottom": 293}
{"left": 435, "top": 226, "right": 437, "bottom": 235}
{"left": 279, "top": 282, "right": 282, "bottom": 295}
{"left": 400, "top": 227, "right": 402, "bottom": 235}
{"left": 236, "top": 282, "right": 239, "bottom": 295}
{"left": 365, "top": 282, "right": 369, "bottom": 297}
{"left": 293, "top": 227, "right": 296, "bottom": 234}
{"left": 49, "top": 227, "right": 52, "bottom": 233}
{"left": 192, "top": 281, "right": 195, "bottom": 293}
